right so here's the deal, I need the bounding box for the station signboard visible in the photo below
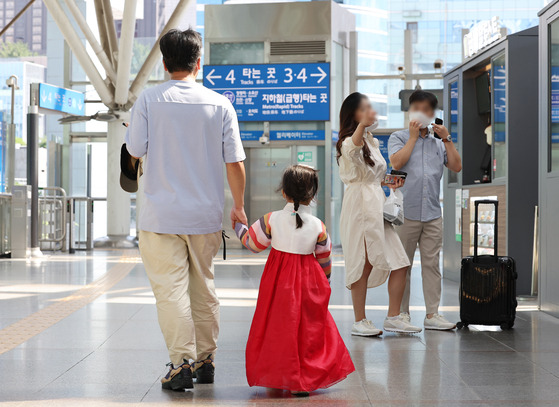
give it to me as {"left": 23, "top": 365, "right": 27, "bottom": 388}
{"left": 38, "top": 83, "right": 85, "bottom": 116}
{"left": 203, "top": 63, "right": 330, "bottom": 122}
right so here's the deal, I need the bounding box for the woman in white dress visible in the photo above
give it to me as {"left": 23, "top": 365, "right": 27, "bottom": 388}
{"left": 337, "top": 92, "right": 422, "bottom": 336}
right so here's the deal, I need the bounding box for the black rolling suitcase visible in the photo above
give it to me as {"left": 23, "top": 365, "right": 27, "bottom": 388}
{"left": 457, "top": 200, "right": 517, "bottom": 330}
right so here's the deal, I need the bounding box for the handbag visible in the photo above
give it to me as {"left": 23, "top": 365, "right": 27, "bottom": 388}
{"left": 383, "top": 189, "right": 404, "bottom": 226}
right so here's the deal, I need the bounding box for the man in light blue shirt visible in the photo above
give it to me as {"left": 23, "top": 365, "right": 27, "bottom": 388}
{"left": 126, "top": 29, "right": 246, "bottom": 391}
{"left": 388, "top": 90, "right": 461, "bottom": 331}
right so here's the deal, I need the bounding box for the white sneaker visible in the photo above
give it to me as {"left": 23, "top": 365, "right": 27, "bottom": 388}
{"left": 400, "top": 312, "right": 411, "bottom": 323}
{"left": 424, "top": 313, "right": 456, "bottom": 331}
{"left": 383, "top": 315, "right": 422, "bottom": 333}
{"left": 351, "top": 319, "right": 382, "bottom": 337}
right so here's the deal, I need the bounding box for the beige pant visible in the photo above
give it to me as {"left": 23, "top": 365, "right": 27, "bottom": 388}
{"left": 139, "top": 230, "right": 221, "bottom": 366}
{"left": 396, "top": 217, "right": 443, "bottom": 315}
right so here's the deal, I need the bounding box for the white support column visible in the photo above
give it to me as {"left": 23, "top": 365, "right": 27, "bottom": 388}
{"left": 106, "top": 118, "right": 130, "bottom": 235}
{"left": 97, "top": 0, "right": 137, "bottom": 247}
{"left": 95, "top": 116, "right": 136, "bottom": 248}
{"left": 114, "top": 0, "right": 138, "bottom": 105}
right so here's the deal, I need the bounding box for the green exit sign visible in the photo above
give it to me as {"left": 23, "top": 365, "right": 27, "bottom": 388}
{"left": 297, "top": 151, "right": 313, "bottom": 163}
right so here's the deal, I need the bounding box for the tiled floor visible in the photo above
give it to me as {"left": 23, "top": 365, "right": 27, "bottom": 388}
{"left": 0, "top": 249, "right": 552, "bottom": 406}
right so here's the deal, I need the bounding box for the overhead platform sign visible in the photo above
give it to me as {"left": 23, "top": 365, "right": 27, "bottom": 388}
{"left": 38, "top": 83, "right": 85, "bottom": 116}
{"left": 203, "top": 63, "right": 330, "bottom": 122}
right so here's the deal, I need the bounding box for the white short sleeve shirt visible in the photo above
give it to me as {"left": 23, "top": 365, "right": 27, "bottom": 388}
{"left": 125, "top": 80, "right": 246, "bottom": 235}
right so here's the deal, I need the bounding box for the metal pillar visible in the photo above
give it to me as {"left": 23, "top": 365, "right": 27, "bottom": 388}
{"left": 5, "top": 75, "right": 18, "bottom": 192}
{"left": 26, "top": 104, "right": 41, "bottom": 256}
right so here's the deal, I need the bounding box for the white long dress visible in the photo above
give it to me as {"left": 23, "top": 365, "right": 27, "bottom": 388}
{"left": 339, "top": 133, "right": 410, "bottom": 289}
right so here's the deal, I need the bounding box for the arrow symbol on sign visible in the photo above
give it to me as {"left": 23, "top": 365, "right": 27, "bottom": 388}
{"left": 205, "top": 69, "right": 222, "bottom": 86}
{"left": 310, "top": 67, "right": 327, "bottom": 83}
{"left": 41, "top": 91, "right": 47, "bottom": 103}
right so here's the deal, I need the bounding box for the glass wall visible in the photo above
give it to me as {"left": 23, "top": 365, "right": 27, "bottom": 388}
{"left": 492, "top": 53, "right": 507, "bottom": 179}
{"left": 550, "top": 18, "right": 559, "bottom": 172}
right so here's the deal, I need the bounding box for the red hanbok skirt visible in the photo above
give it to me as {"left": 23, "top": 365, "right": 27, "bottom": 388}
{"left": 245, "top": 248, "right": 355, "bottom": 392}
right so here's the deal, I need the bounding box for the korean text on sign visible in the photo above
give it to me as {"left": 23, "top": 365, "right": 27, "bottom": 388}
{"left": 203, "top": 63, "right": 330, "bottom": 122}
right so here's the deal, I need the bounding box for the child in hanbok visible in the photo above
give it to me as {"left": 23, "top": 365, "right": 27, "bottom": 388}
{"left": 234, "top": 165, "right": 355, "bottom": 396}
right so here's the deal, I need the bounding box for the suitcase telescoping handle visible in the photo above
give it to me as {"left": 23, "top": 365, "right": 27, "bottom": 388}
{"left": 473, "top": 199, "right": 498, "bottom": 262}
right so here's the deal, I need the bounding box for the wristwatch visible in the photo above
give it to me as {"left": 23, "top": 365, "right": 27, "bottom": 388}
{"left": 442, "top": 135, "right": 452, "bottom": 143}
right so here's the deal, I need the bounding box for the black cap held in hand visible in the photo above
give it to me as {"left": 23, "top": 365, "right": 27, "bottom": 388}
{"left": 120, "top": 143, "right": 139, "bottom": 193}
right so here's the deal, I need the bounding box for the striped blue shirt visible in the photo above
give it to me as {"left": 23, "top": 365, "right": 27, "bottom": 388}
{"left": 388, "top": 129, "right": 447, "bottom": 222}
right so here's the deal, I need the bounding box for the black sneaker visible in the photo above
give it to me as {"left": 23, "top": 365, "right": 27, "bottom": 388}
{"left": 193, "top": 355, "right": 215, "bottom": 384}
{"left": 161, "top": 360, "right": 193, "bottom": 391}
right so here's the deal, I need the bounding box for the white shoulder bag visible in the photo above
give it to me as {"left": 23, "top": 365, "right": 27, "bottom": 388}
{"left": 383, "top": 189, "right": 404, "bottom": 226}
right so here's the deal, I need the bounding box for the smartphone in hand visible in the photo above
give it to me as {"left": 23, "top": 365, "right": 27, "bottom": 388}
{"left": 384, "top": 173, "right": 406, "bottom": 185}
{"left": 433, "top": 118, "right": 443, "bottom": 139}
{"left": 390, "top": 169, "right": 407, "bottom": 179}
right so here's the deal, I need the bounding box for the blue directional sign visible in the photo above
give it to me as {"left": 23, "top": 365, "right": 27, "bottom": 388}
{"left": 203, "top": 63, "right": 330, "bottom": 122}
{"left": 492, "top": 66, "right": 506, "bottom": 143}
{"left": 551, "top": 66, "right": 559, "bottom": 143}
{"left": 38, "top": 83, "right": 85, "bottom": 116}
{"left": 450, "top": 81, "right": 458, "bottom": 143}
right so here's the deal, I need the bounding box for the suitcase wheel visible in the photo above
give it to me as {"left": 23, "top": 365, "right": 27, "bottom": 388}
{"left": 500, "top": 321, "right": 514, "bottom": 330}
{"left": 456, "top": 322, "right": 468, "bottom": 329}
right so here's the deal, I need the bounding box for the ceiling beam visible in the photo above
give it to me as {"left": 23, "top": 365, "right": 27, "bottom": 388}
{"left": 63, "top": 0, "right": 117, "bottom": 85}
{"left": 101, "top": 0, "right": 119, "bottom": 69}
{"left": 42, "top": 0, "right": 114, "bottom": 107}
{"left": 93, "top": 0, "right": 111, "bottom": 65}
{"left": 114, "top": 0, "right": 138, "bottom": 106}
{"left": 0, "top": 0, "right": 35, "bottom": 38}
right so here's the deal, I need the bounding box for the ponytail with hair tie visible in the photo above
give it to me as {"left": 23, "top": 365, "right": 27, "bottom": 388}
{"left": 293, "top": 200, "right": 303, "bottom": 229}
{"left": 278, "top": 165, "right": 319, "bottom": 230}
